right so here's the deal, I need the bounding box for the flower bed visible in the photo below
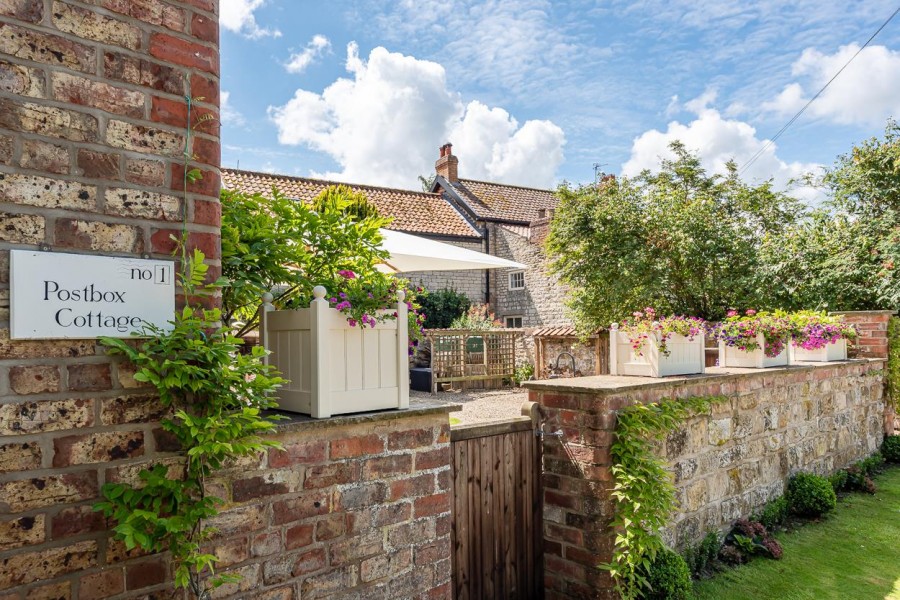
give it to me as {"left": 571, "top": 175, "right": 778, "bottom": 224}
{"left": 610, "top": 309, "right": 706, "bottom": 377}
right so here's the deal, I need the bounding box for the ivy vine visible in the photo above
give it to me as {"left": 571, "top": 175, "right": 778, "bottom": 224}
{"left": 603, "top": 394, "right": 728, "bottom": 599}
{"left": 888, "top": 316, "right": 899, "bottom": 411}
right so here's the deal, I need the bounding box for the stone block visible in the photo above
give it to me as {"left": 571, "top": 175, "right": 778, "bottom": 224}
{"left": 55, "top": 218, "right": 144, "bottom": 253}
{"left": 105, "top": 187, "right": 182, "bottom": 220}
{"left": 0, "top": 514, "right": 45, "bottom": 550}
{"left": 52, "top": 71, "right": 146, "bottom": 119}
{"left": 0, "top": 23, "right": 95, "bottom": 72}
{"left": 100, "top": 394, "right": 168, "bottom": 425}
{"left": 0, "top": 398, "right": 94, "bottom": 435}
{"left": 0, "top": 97, "right": 98, "bottom": 142}
{"left": 103, "top": 50, "right": 184, "bottom": 95}
{"left": 0, "top": 172, "right": 95, "bottom": 209}
{"left": 52, "top": 1, "right": 142, "bottom": 50}
{"left": 19, "top": 138, "right": 69, "bottom": 174}
{"left": 0, "top": 59, "right": 45, "bottom": 98}
{"left": 106, "top": 119, "right": 183, "bottom": 154}
{"left": 53, "top": 430, "right": 144, "bottom": 467}
{"left": 0, "top": 539, "right": 97, "bottom": 587}
{"left": 708, "top": 418, "right": 732, "bottom": 446}
{"left": 0, "top": 211, "right": 44, "bottom": 244}
{"left": 125, "top": 157, "right": 167, "bottom": 187}
{"left": 0, "top": 441, "right": 42, "bottom": 473}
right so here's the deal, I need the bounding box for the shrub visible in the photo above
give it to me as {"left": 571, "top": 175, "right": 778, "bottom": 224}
{"left": 683, "top": 531, "right": 720, "bottom": 577}
{"left": 755, "top": 496, "right": 789, "bottom": 530}
{"left": 883, "top": 436, "right": 900, "bottom": 463}
{"left": 845, "top": 453, "right": 884, "bottom": 494}
{"left": 639, "top": 548, "right": 693, "bottom": 600}
{"left": 829, "top": 469, "right": 848, "bottom": 492}
{"left": 513, "top": 362, "right": 535, "bottom": 386}
{"left": 418, "top": 288, "right": 471, "bottom": 329}
{"left": 787, "top": 472, "right": 837, "bottom": 517}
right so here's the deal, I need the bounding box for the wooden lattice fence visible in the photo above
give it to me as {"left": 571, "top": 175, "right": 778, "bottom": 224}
{"left": 427, "top": 329, "right": 519, "bottom": 392}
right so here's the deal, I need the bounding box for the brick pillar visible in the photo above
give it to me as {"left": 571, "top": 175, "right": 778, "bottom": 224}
{"left": 830, "top": 310, "right": 894, "bottom": 359}
{"left": 0, "top": 1, "right": 220, "bottom": 597}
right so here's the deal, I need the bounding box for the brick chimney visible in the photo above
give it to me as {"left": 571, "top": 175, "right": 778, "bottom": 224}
{"left": 435, "top": 143, "right": 459, "bottom": 183}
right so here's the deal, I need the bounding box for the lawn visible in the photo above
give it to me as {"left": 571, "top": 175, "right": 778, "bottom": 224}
{"left": 694, "top": 466, "right": 900, "bottom": 600}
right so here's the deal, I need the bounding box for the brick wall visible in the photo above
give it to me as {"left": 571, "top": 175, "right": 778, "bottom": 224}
{"left": 0, "top": 0, "right": 221, "bottom": 597}
{"left": 525, "top": 361, "right": 886, "bottom": 599}
{"left": 489, "top": 223, "right": 568, "bottom": 327}
{"left": 831, "top": 310, "right": 894, "bottom": 359}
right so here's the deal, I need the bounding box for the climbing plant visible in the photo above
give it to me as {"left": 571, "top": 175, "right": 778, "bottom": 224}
{"left": 889, "top": 316, "right": 900, "bottom": 410}
{"left": 603, "top": 394, "right": 727, "bottom": 599}
{"left": 95, "top": 249, "right": 285, "bottom": 598}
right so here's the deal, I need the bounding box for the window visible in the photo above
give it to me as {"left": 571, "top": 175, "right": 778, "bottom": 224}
{"left": 508, "top": 270, "right": 525, "bottom": 290}
{"left": 505, "top": 316, "right": 523, "bottom": 328}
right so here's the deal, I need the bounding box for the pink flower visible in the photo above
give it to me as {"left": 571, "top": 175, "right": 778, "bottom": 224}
{"left": 633, "top": 311, "right": 643, "bottom": 318}
{"left": 727, "top": 310, "right": 738, "bottom": 317}
{"left": 746, "top": 309, "right": 757, "bottom": 316}
{"left": 338, "top": 270, "right": 356, "bottom": 279}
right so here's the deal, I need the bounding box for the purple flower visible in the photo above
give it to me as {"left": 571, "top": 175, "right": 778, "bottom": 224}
{"left": 338, "top": 270, "right": 356, "bottom": 279}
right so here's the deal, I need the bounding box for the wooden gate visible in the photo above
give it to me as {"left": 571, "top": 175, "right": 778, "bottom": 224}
{"left": 450, "top": 403, "right": 543, "bottom": 599}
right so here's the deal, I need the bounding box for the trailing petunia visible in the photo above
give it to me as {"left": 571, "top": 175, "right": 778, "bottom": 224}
{"left": 715, "top": 310, "right": 793, "bottom": 358}
{"left": 788, "top": 311, "right": 857, "bottom": 350}
{"left": 618, "top": 307, "right": 707, "bottom": 357}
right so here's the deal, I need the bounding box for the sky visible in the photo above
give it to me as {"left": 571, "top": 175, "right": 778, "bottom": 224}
{"left": 219, "top": 1, "right": 900, "bottom": 199}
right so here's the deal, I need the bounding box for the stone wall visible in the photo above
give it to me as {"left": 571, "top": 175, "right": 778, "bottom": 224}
{"left": 488, "top": 223, "right": 568, "bottom": 327}
{"left": 525, "top": 361, "right": 886, "bottom": 599}
{"left": 404, "top": 238, "right": 485, "bottom": 305}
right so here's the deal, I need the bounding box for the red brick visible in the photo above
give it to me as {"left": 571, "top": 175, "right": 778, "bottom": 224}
{"left": 191, "top": 11, "right": 218, "bottom": 44}
{"left": 78, "top": 148, "right": 120, "bottom": 179}
{"left": 414, "top": 492, "right": 450, "bottom": 518}
{"left": 52, "top": 72, "right": 145, "bottom": 118}
{"left": 190, "top": 72, "right": 219, "bottom": 107}
{"left": 232, "top": 475, "right": 291, "bottom": 502}
{"left": 103, "top": 51, "right": 184, "bottom": 95}
{"left": 315, "top": 514, "right": 345, "bottom": 541}
{"left": 172, "top": 163, "right": 220, "bottom": 198}
{"left": 268, "top": 440, "right": 326, "bottom": 467}
{"left": 67, "top": 363, "right": 112, "bottom": 391}
{"left": 272, "top": 492, "right": 330, "bottom": 525}
{"left": 251, "top": 531, "right": 281, "bottom": 558}
{"left": 90, "top": 0, "right": 185, "bottom": 32}
{"left": 362, "top": 454, "right": 412, "bottom": 479}
{"left": 51, "top": 504, "right": 106, "bottom": 539}
{"left": 79, "top": 568, "right": 125, "bottom": 600}
{"left": 545, "top": 489, "right": 582, "bottom": 512}
{"left": 388, "top": 428, "right": 434, "bottom": 450}
{"left": 9, "top": 365, "right": 61, "bottom": 395}
{"left": 304, "top": 462, "right": 358, "bottom": 488}
{"left": 191, "top": 135, "right": 219, "bottom": 167}
{"left": 389, "top": 473, "right": 434, "bottom": 500}
{"left": 24, "top": 580, "right": 71, "bottom": 600}
{"left": 285, "top": 523, "right": 314, "bottom": 550}
{"left": 1, "top": 0, "right": 43, "bottom": 22}
{"left": 413, "top": 537, "right": 451, "bottom": 566}
{"left": 151, "top": 229, "right": 219, "bottom": 259}
{"left": 414, "top": 447, "right": 449, "bottom": 471}
{"left": 150, "top": 32, "right": 218, "bottom": 74}
{"left": 19, "top": 139, "right": 69, "bottom": 174}
{"left": 126, "top": 558, "right": 167, "bottom": 590}
{"left": 330, "top": 434, "right": 384, "bottom": 459}
{"left": 151, "top": 94, "right": 189, "bottom": 128}
{"left": 292, "top": 548, "right": 326, "bottom": 576}
{"left": 192, "top": 197, "right": 221, "bottom": 226}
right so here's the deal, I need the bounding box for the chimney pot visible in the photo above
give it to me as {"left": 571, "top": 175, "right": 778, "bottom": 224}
{"left": 435, "top": 142, "right": 459, "bottom": 183}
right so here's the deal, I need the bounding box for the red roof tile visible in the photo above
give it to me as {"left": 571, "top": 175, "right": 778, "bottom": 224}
{"left": 448, "top": 178, "right": 559, "bottom": 223}
{"left": 222, "top": 169, "right": 481, "bottom": 239}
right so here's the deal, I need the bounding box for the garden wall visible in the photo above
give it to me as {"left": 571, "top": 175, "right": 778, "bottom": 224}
{"left": 525, "top": 360, "right": 886, "bottom": 599}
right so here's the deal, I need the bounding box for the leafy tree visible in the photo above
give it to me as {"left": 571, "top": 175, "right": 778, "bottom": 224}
{"left": 547, "top": 142, "right": 803, "bottom": 332}
{"left": 760, "top": 121, "right": 900, "bottom": 310}
{"left": 418, "top": 288, "right": 471, "bottom": 329}
{"left": 220, "top": 185, "right": 393, "bottom": 336}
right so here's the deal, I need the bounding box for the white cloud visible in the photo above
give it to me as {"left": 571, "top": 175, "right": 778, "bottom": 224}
{"left": 220, "top": 0, "right": 280, "bottom": 39}
{"left": 622, "top": 94, "right": 821, "bottom": 201}
{"left": 763, "top": 44, "right": 900, "bottom": 127}
{"left": 285, "top": 35, "right": 331, "bottom": 74}
{"left": 268, "top": 44, "right": 565, "bottom": 189}
{"left": 220, "top": 91, "right": 245, "bottom": 126}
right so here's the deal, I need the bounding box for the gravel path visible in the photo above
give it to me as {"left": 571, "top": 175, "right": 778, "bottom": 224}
{"left": 410, "top": 388, "right": 529, "bottom": 426}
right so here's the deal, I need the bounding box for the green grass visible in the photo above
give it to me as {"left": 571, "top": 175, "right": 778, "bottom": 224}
{"left": 694, "top": 466, "right": 900, "bottom": 600}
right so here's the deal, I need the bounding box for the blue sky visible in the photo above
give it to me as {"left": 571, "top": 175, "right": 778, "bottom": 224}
{"left": 219, "top": 1, "right": 900, "bottom": 198}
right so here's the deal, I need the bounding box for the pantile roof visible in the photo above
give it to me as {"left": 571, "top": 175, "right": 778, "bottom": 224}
{"left": 447, "top": 178, "right": 559, "bottom": 223}
{"left": 222, "top": 169, "right": 481, "bottom": 239}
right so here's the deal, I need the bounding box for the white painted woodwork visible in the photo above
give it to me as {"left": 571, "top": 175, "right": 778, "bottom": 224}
{"left": 261, "top": 286, "right": 409, "bottom": 418}
{"left": 609, "top": 323, "right": 705, "bottom": 378}
{"left": 718, "top": 334, "right": 788, "bottom": 368}
{"left": 789, "top": 338, "right": 847, "bottom": 363}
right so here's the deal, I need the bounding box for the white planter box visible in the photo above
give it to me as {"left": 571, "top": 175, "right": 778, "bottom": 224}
{"left": 718, "top": 334, "right": 788, "bottom": 368}
{"left": 609, "top": 325, "right": 705, "bottom": 378}
{"left": 261, "top": 287, "right": 409, "bottom": 418}
{"left": 789, "top": 338, "right": 847, "bottom": 363}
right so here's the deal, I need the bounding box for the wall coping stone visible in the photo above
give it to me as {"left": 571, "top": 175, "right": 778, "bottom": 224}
{"left": 269, "top": 400, "right": 461, "bottom": 432}
{"left": 522, "top": 359, "right": 885, "bottom": 395}
{"left": 830, "top": 310, "right": 897, "bottom": 315}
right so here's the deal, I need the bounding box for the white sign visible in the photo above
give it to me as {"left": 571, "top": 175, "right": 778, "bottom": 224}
{"left": 10, "top": 250, "right": 175, "bottom": 339}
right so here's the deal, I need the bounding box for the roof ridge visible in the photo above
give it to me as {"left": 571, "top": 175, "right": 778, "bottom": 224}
{"left": 458, "top": 177, "right": 555, "bottom": 194}
{"left": 222, "top": 168, "right": 443, "bottom": 198}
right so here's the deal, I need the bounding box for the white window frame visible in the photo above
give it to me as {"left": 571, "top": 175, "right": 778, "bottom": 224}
{"left": 508, "top": 270, "right": 525, "bottom": 291}
{"left": 505, "top": 315, "right": 523, "bottom": 328}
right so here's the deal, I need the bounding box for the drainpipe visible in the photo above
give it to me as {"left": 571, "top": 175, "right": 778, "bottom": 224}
{"left": 483, "top": 224, "right": 491, "bottom": 305}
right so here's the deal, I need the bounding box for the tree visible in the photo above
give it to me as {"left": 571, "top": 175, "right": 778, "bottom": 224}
{"left": 547, "top": 142, "right": 803, "bottom": 332}
{"left": 220, "top": 185, "right": 393, "bottom": 336}
{"left": 759, "top": 121, "right": 900, "bottom": 310}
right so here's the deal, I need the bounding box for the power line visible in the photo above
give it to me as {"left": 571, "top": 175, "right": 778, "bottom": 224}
{"left": 739, "top": 5, "right": 900, "bottom": 176}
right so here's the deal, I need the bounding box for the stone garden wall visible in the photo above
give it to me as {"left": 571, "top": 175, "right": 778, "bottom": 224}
{"left": 525, "top": 360, "right": 886, "bottom": 599}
